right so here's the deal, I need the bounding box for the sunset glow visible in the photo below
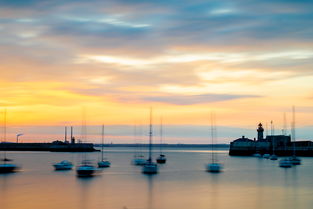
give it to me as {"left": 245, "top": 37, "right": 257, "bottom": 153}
{"left": 0, "top": 0, "right": 313, "bottom": 143}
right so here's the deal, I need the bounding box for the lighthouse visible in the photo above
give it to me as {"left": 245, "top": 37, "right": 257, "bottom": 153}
{"left": 257, "top": 123, "right": 264, "bottom": 141}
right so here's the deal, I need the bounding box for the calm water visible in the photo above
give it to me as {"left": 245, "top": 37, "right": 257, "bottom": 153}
{"left": 1, "top": 148, "right": 313, "bottom": 209}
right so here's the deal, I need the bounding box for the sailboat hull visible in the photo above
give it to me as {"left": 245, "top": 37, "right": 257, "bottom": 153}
{"left": 0, "top": 164, "right": 17, "bottom": 173}
{"left": 98, "top": 160, "right": 111, "bottom": 168}
{"left": 142, "top": 162, "right": 158, "bottom": 174}
{"left": 76, "top": 165, "right": 97, "bottom": 177}
{"left": 206, "top": 163, "right": 222, "bottom": 173}
{"left": 132, "top": 158, "right": 146, "bottom": 165}
{"left": 156, "top": 158, "right": 166, "bottom": 164}
{"left": 53, "top": 160, "right": 73, "bottom": 170}
{"left": 279, "top": 159, "right": 292, "bottom": 168}
{"left": 289, "top": 156, "right": 301, "bottom": 165}
{"left": 156, "top": 156, "right": 166, "bottom": 164}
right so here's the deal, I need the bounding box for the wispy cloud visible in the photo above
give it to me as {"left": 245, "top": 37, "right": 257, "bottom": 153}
{"left": 0, "top": 0, "right": 313, "bottom": 131}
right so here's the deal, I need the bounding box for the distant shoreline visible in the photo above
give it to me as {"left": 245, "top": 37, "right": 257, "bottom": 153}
{"left": 0, "top": 142, "right": 229, "bottom": 152}
{"left": 94, "top": 143, "right": 230, "bottom": 148}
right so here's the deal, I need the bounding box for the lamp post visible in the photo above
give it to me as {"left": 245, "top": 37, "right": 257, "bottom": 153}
{"left": 16, "top": 133, "right": 23, "bottom": 143}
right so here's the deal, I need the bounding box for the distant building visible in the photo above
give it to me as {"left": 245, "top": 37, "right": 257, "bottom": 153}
{"left": 229, "top": 123, "right": 313, "bottom": 156}
{"left": 257, "top": 123, "right": 264, "bottom": 141}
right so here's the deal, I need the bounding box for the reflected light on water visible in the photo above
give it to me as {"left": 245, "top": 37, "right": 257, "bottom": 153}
{"left": 0, "top": 148, "right": 313, "bottom": 209}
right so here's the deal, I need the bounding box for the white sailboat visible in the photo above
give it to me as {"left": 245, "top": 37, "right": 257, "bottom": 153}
{"left": 77, "top": 160, "right": 98, "bottom": 177}
{"left": 270, "top": 135, "right": 278, "bottom": 161}
{"left": 263, "top": 154, "right": 270, "bottom": 159}
{"left": 98, "top": 125, "right": 111, "bottom": 168}
{"left": 53, "top": 160, "right": 73, "bottom": 170}
{"left": 53, "top": 127, "right": 73, "bottom": 170}
{"left": 132, "top": 125, "right": 146, "bottom": 166}
{"left": 76, "top": 108, "right": 98, "bottom": 177}
{"left": 0, "top": 108, "right": 18, "bottom": 173}
{"left": 142, "top": 108, "right": 158, "bottom": 174}
{"left": 269, "top": 120, "right": 277, "bottom": 160}
{"left": 206, "top": 112, "right": 222, "bottom": 173}
{"left": 289, "top": 106, "right": 301, "bottom": 165}
{"left": 279, "top": 158, "right": 292, "bottom": 168}
{"left": 156, "top": 117, "right": 166, "bottom": 164}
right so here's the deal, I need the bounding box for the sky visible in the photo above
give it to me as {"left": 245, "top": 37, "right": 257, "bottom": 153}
{"left": 0, "top": 0, "right": 313, "bottom": 143}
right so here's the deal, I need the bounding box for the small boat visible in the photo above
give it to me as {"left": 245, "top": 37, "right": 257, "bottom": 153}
{"left": 289, "top": 156, "right": 301, "bottom": 165}
{"left": 156, "top": 118, "right": 166, "bottom": 164}
{"left": 156, "top": 154, "right": 166, "bottom": 164}
{"left": 142, "top": 108, "right": 158, "bottom": 174}
{"left": 98, "top": 160, "right": 111, "bottom": 168}
{"left": 263, "top": 154, "right": 270, "bottom": 159}
{"left": 270, "top": 154, "right": 278, "bottom": 160}
{"left": 142, "top": 160, "right": 158, "bottom": 174}
{"left": 0, "top": 163, "right": 17, "bottom": 173}
{"left": 98, "top": 125, "right": 111, "bottom": 168}
{"left": 289, "top": 106, "right": 301, "bottom": 165}
{"left": 131, "top": 125, "right": 146, "bottom": 166}
{"left": 76, "top": 160, "right": 97, "bottom": 177}
{"left": 53, "top": 160, "right": 73, "bottom": 170}
{"left": 206, "top": 112, "right": 222, "bottom": 173}
{"left": 207, "top": 163, "right": 223, "bottom": 173}
{"left": 132, "top": 154, "right": 146, "bottom": 166}
{"left": 279, "top": 158, "right": 292, "bottom": 168}
{"left": 0, "top": 109, "right": 18, "bottom": 174}
{"left": 253, "top": 153, "right": 262, "bottom": 157}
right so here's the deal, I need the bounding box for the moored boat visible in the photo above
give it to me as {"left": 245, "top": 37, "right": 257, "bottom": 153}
{"left": 132, "top": 154, "right": 146, "bottom": 165}
{"left": 206, "top": 112, "right": 222, "bottom": 173}
{"left": 77, "top": 160, "right": 98, "bottom": 177}
{"left": 0, "top": 163, "right": 17, "bottom": 173}
{"left": 98, "top": 125, "right": 111, "bottom": 168}
{"left": 279, "top": 158, "right": 292, "bottom": 168}
{"left": 142, "top": 108, "right": 158, "bottom": 175}
{"left": 263, "top": 154, "right": 270, "bottom": 159}
{"left": 53, "top": 160, "right": 73, "bottom": 170}
{"left": 156, "top": 154, "right": 166, "bottom": 164}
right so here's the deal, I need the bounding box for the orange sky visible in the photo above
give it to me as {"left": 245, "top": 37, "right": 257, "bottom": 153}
{"left": 1, "top": 0, "right": 313, "bottom": 143}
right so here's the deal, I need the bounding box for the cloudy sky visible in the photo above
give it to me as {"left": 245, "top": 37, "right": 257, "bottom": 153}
{"left": 1, "top": 0, "right": 313, "bottom": 143}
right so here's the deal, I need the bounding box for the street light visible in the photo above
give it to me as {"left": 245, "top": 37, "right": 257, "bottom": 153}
{"left": 16, "top": 133, "right": 23, "bottom": 143}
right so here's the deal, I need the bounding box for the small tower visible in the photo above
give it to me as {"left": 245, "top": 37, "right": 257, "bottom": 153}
{"left": 257, "top": 123, "right": 264, "bottom": 141}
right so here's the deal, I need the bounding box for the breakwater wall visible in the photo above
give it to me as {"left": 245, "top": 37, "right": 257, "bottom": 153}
{"left": 0, "top": 142, "right": 97, "bottom": 152}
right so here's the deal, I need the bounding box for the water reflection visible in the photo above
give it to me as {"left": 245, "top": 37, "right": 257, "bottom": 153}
{"left": 255, "top": 157, "right": 264, "bottom": 209}
{"left": 145, "top": 175, "right": 155, "bottom": 209}
{"left": 77, "top": 176, "right": 94, "bottom": 209}
{"left": 282, "top": 167, "right": 299, "bottom": 209}
{"left": 208, "top": 173, "right": 220, "bottom": 209}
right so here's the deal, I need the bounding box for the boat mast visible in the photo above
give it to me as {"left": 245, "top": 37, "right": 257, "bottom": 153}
{"left": 3, "top": 108, "right": 7, "bottom": 160}
{"left": 283, "top": 112, "right": 287, "bottom": 135}
{"left": 148, "top": 108, "right": 153, "bottom": 162}
{"left": 210, "top": 112, "right": 215, "bottom": 163}
{"left": 291, "top": 106, "right": 296, "bottom": 157}
{"left": 160, "top": 117, "right": 163, "bottom": 155}
{"left": 101, "top": 124, "right": 104, "bottom": 161}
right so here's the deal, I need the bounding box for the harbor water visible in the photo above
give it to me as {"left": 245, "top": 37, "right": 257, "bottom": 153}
{"left": 1, "top": 147, "right": 312, "bottom": 209}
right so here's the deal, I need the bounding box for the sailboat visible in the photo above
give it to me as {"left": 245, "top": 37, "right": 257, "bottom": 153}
{"left": 53, "top": 160, "right": 73, "bottom": 170}
{"left": 53, "top": 127, "right": 73, "bottom": 170}
{"left": 279, "top": 158, "right": 292, "bottom": 168}
{"left": 206, "top": 112, "right": 222, "bottom": 173}
{"left": 142, "top": 108, "right": 158, "bottom": 174}
{"left": 268, "top": 120, "right": 277, "bottom": 160}
{"left": 270, "top": 136, "right": 278, "bottom": 161}
{"left": 289, "top": 106, "right": 301, "bottom": 165}
{"left": 76, "top": 108, "right": 98, "bottom": 177}
{"left": 98, "top": 125, "right": 111, "bottom": 168}
{"left": 0, "top": 108, "right": 18, "bottom": 173}
{"left": 77, "top": 159, "right": 98, "bottom": 177}
{"left": 156, "top": 117, "right": 166, "bottom": 164}
{"left": 132, "top": 125, "right": 146, "bottom": 166}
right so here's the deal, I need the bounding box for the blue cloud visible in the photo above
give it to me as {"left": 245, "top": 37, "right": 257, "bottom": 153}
{"left": 139, "top": 94, "right": 260, "bottom": 105}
